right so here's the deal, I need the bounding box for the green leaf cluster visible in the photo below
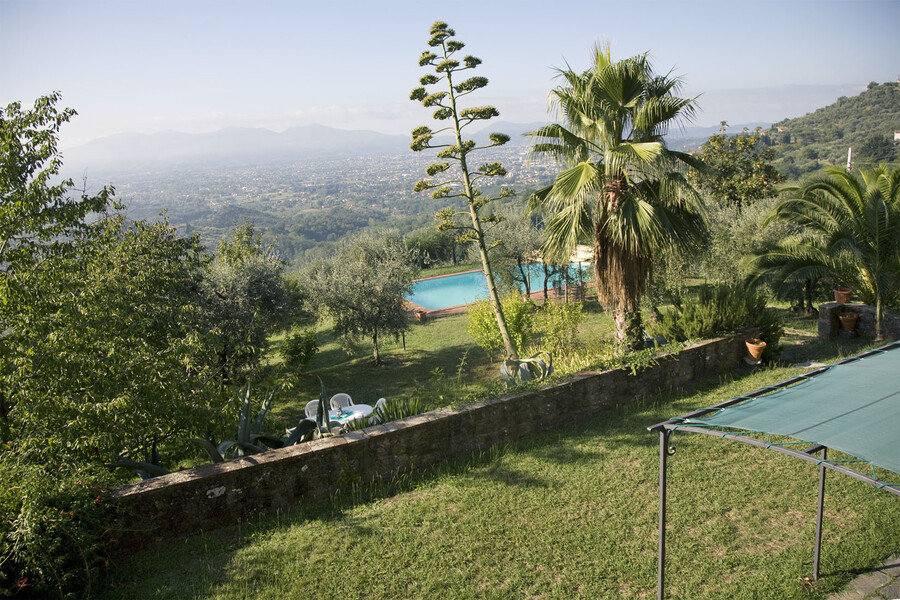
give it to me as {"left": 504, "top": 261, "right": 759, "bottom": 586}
{"left": 0, "top": 95, "right": 307, "bottom": 597}
{"left": 690, "top": 123, "right": 783, "bottom": 207}
{"left": 0, "top": 458, "right": 115, "bottom": 600}
{"left": 467, "top": 293, "right": 533, "bottom": 361}
{"left": 536, "top": 301, "right": 585, "bottom": 356}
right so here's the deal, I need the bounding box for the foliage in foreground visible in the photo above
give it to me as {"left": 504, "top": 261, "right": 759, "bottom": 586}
{"left": 1, "top": 95, "right": 302, "bottom": 599}
{"left": 0, "top": 457, "right": 116, "bottom": 600}
{"left": 467, "top": 293, "right": 534, "bottom": 361}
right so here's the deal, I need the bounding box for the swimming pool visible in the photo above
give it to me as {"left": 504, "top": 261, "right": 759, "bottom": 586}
{"left": 406, "top": 263, "right": 586, "bottom": 311}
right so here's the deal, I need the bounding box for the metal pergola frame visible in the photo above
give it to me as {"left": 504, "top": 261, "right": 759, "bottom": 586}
{"left": 647, "top": 341, "right": 900, "bottom": 600}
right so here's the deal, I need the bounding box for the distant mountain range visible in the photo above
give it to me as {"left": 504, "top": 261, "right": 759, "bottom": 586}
{"left": 60, "top": 120, "right": 767, "bottom": 178}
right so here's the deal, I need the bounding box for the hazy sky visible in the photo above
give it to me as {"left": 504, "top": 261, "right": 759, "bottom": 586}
{"left": 2, "top": 0, "right": 897, "bottom": 148}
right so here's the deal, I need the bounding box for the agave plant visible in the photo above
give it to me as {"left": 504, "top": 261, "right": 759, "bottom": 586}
{"left": 500, "top": 350, "right": 554, "bottom": 384}
{"left": 109, "top": 456, "right": 171, "bottom": 480}
{"left": 194, "top": 385, "right": 281, "bottom": 463}
{"left": 109, "top": 439, "right": 172, "bottom": 479}
{"left": 313, "top": 376, "right": 344, "bottom": 436}
{"left": 362, "top": 396, "right": 428, "bottom": 428}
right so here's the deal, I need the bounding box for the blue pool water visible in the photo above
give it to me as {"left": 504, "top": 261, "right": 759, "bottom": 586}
{"left": 407, "top": 263, "right": 586, "bottom": 311}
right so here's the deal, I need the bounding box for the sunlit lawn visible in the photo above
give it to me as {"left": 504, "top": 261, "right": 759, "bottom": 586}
{"left": 103, "top": 350, "right": 900, "bottom": 599}
{"left": 268, "top": 299, "right": 617, "bottom": 428}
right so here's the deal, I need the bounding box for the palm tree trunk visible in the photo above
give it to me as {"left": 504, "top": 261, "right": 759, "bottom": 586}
{"left": 593, "top": 181, "right": 648, "bottom": 354}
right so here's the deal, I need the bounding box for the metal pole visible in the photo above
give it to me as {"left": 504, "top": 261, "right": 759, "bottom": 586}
{"left": 814, "top": 447, "right": 827, "bottom": 580}
{"left": 657, "top": 429, "right": 669, "bottom": 600}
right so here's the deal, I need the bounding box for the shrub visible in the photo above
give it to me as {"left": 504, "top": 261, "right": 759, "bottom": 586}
{"left": 280, "top": 327, "right": 319, "bottom": 374}
{"left": 536, "top": 301, "right": 585, "bottom": 356}
{"left": 466, "top": 294, "right": 534, "bottom": 360}
{"left": 653, "top": 283, "right": 784, "bottom": 361}
{"left": 0, "top": 456, "right": 115, "bottom": 599}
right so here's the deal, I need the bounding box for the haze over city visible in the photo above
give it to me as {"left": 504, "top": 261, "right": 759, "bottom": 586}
{"left": 2, "top": 0, "right": 898, "bottom": 149}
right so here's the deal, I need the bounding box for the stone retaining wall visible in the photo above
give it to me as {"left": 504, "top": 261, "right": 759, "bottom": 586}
{"left": 113, "top": 333, "right": 751, "bottom": 549}
{"left": 818, "top": 302, "right": 900, "bottom": 340}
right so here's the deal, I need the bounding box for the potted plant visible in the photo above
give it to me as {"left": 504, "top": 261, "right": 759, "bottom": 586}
{"left": 745, "top": 338, "right": 767, "bottom": 362}
{"left": 833, "top": 287, "right": 852, "bottom": 304}
{"left": 838, "top": 310, "right": 859, "bottom": 332}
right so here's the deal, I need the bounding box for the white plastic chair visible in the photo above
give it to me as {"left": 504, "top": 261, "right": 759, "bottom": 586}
{"left": 304, "top": 400, "right": 319, "bottom": 420}
{"left": 329, "top": 393, "right": 353, "bottom": 410}
{"left": 369, "top": 398, "right": 388, "bottom": 425}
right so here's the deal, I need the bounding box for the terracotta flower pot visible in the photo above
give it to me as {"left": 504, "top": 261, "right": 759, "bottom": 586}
{"left": 745, "top": 338, "right": 767, "bottom": 361}
{"left": 838, "top": 311, "right": 859, "bottom": 332}
{"left": 833, "top": 287, "right": 852, "bottom": 304}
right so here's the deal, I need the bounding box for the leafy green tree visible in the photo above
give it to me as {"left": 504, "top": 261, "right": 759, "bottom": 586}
{"left": 482, "top": 204, "right": 543, "bottom": 297}
{"left": 746, "top": 166, "right": 900, "bottom": 338}
{"left": 1, "top": 93, "right": 115, "bottom": 451}
{"left": 202, "top": 220, "right": 296, "bottom": 385}
{"left": 304, "top": 231, "right": 417, "bottom": 365}
{"left": 1, "top": 94, "right": 113, "bottom": 439}
{"left": 856, "top": 134, "right": 896, "bottom": 166}
{"left": 409, "top": 21, "right": 519, "bottom": 359}
{"left": 527, "top": 44, "right": 707, "bottom": 352}
{"left": 405, "top": 226, "right": 463, "bottom": 267}
{"left": 0, "top": 93, "right": 250, "bottom": 598}
{"left": 17, "top": 215, "right": 224, "bottom": 460}
{"left": 695, "top": 198, "right": 793, "bottom": 285}
{"left": 690, "top": 122, "right": 783, "bottom": 207}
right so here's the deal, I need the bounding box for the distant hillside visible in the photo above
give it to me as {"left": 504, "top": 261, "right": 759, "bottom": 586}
{"left": 766, "top": 81, "right": 899, "bottom": 178}
{"left": 62, "top": 118, "right": 762, "bottom": 182}
{"left": 61, "top": 125, "right": 410, "bottom": 179}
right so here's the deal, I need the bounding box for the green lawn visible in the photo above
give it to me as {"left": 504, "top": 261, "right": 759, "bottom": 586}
{"left": 103, "top": 352, "right": 900, "bottom": 600}
{"left": 268, "top": 300, "right": 617, "bottom": 428}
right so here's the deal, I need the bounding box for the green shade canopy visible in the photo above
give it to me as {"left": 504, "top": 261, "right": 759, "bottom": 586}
{"left": 682, "top": 346, "right": 900, "bottom": 475}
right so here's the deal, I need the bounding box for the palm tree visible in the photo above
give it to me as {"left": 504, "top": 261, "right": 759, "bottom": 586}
{"left": 528, "top": 44, "right": 707, "bottom": 352}
{"left": 746, "top": 165, "right": 900, "bottom": 339}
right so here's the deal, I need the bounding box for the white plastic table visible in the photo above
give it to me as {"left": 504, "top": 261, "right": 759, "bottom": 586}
{"left": 329, "top": 403, "right": 373, "bottom": 426}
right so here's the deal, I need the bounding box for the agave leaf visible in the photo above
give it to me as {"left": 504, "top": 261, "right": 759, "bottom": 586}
{"left": 251, "top": 388, "right": 276, "bottom": 435}
{"left": 315, "top": 376, "right": 329, "bottom": 432}
{"left": 191, "top": 438, "right": 225, "bottom": 463}
{"left": 109, "top": 457, "right": 171, "bottom": 478}
{"left": 237, "top": 385, "right": 253, "bottom": 443}
{"left": 284, "top": 419, "right": 318, "bottom": 446}
{"left": 251, "top": 434, "right": 284, "bottom": 449}
{"left": 222, "top": 440, "right": 266, "bottom": 458}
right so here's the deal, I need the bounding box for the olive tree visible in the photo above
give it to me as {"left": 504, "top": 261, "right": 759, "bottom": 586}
{"left": 304, "top": 231, "right": 418, "bottom": 365}
{"left": 409, "top": 21, "right": 519, "bottom": 359}
{"left": 201, "top": 220, "right": 296, "bottom": 385}
{"left": 482, "top": 204, "right": 543, "bottom": 297}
